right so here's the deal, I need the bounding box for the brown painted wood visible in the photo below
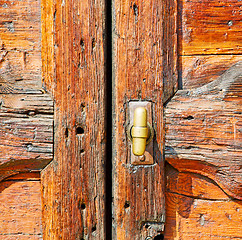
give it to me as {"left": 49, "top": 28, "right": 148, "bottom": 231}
{"left": 0, "top": 0, "right": 241, "bottom": 239}
{"left": 112, "top": 0, "right": 178, "bottom": 238}
{"left": 165, "top": 62, "right": 242, "bottom": 200}
{"left": 41, "top": 0, "right": 107, "bottom": 238}
{"left": 178, "top": 0, "right": 242, "bottom": 55}
{"left": 165, "top": 163, "right": 242, "bottom": 239}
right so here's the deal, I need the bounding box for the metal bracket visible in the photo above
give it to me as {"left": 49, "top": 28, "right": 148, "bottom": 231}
{"left": 127, "top": 101, "right": 154, "bottom": 165}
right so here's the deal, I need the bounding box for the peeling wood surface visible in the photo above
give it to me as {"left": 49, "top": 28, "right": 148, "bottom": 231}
{"left": 165, "top": 62, "right": 242, "bottom": 200}
{"left": 178, "top": 0, "right": 242, "bottom": 91}
{"left": 41, "top": 0, "right": 107, "bottom": 238}
{"left": 112, "top": 0, "right": 177, "bottom": 239}
{"left": 0, "top": 173, "right": 42, "bottom": 240}
{"left": 178, "top": 0, "right": 242, "bottom": 55}
{"left": 0, "top": 0, "right": 241, "bottom": 239}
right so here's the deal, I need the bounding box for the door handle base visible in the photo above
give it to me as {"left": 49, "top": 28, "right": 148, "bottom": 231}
{"left": 127, "top": 101, "right": 154, "bottom": 165}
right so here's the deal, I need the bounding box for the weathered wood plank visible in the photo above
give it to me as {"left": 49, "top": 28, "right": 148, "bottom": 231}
{"left": 0, "top": 94, "right": 53, "bottom": 181}
{"left": 165, "top": 62, "right": 242, "bottom": 200}
{"left": 0, "top": 175, "right": 42, "bottom": 239}
{"left": 164, "top": 192, "right": 242, "bottom": 240}
{"left": 0, "top": 0, "right": 54, "bottom": 183}
{"left": 178, "top": 0, "right": 242, "bottom": 55}
{"left": 0, "top": 51, "right": 41, "bottom": 90}
{"left": 41, "top": 0, "right": 54, "bottom": 95}
{"left": 165, "top": 163, "right": 230, "bottom": 200}
{"left": 112, "top": 0, "right": 178, "bottom": 238}
{"left": 0, "top": 0, "right": 41, "bottom": 51}
{"left": 41, "top": 0, "right": 107, "bottom": 238}
{"left": 180, "top": 55, "right": 242, "bottom": 89}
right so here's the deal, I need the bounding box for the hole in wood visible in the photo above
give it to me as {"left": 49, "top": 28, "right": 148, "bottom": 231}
{"left": 80, "top": 103, "right": 85, "bottom": 111}
{"left": 91, "top": 225, "right": 97, "bottom": 232}
{"left": 65, "top": 128, "right": 69, "bottom": 138}
{"left": 92, "top": 38, "right": 96, "bottom": 50}
{"left": 80, "top": 203, "right": 86, "bottom": 210}
{"left": 26, "top": 143, "right": 33, "bottom": 151}
{"left": 133, "top": 3, "right": 138, "bottom": 16}
{"left": 184, "top": 115, "right": 194, "bottom": 120}
{"left": 80, "top": 149, "right": 85, "bottom": 154}
{"left": 76, "top": 126, "right": 84, "bottom": 135}
{"left": 80, "top": 38, "right": 85, "bottom": 51}
{"left": 124, "top": 201, "right": 130, "bottom": 208}
{"left": 227, "top": 20, "right": 233, "bottom": 26}
{"left": 154, "top": 234, "right": 164, "bottom": 240}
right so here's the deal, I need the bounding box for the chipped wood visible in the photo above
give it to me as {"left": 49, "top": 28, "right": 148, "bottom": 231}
{"left": 165, "top": 62, "right": 242, "bottom": 200}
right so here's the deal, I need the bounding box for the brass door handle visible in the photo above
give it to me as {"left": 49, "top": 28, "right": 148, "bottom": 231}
{"left": 127, "top": 107, "right": 154, "bottom": 156}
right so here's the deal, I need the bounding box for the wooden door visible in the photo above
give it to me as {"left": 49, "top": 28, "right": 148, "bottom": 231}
{"left": 0, "top": 0, "right": 241, "bottom": 239}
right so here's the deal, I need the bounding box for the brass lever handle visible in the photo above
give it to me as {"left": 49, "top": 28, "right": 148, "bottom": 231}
{"left": 127, "top": 107, "right": 154, "bottom": 156}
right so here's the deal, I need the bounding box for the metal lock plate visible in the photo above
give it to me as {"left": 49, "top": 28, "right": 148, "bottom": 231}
{"left": 127, "top": 101, "right": 154, "bottom": 165}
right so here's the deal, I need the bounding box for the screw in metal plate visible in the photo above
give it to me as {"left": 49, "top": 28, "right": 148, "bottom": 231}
{"left": 139, "top": 155, "right": 146, "bottom": 162}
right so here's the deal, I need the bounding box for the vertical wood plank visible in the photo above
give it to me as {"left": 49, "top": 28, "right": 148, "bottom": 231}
{"left": 112, "top": 0, "right": 178, "bottom": 239}
{"left": 41, "top": 0, "right": 54, "bottom": 95}
{"left": 41, "top": 0, "right": 107, "bottom": 238}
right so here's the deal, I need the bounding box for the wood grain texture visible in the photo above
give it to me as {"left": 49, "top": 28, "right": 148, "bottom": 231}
{"left": 0, "top": 0, "right": 53, "bottom": 238}
{"left": 0, "top": 0, "right": 53, "bottom": 181}
{"left": 112, "top": 0, "right": 177, "bottom": 238}
{"left": 0, "top": 93, "right": 53, "bottom": 181}
{"left": 0, "top": 51, "right": 41, "bottom": 90}
{"left": 164, "top": 164, "right": 242, "bottom": 239}
{"left": 165, "top": 62, "right": 242, "bottom": 200}
{"left": 164, "top": 192, "right": 242, "bottom": 240}
{"left": 178, "top": 0, "right": 242, "bottom": 55}
{"left": 165, "top": 164, "right": 230, "bottom": 200}
{"left": 0, "top": 0, "right": 41, "bottom": 51}
{"left": 180, "top": 55, "right": 242, "bottom": 89}
{"left": 41, "top": 0, "right": 107, "bottom": 238}
{"left": 0, "top": 174, "right": 42, "bottom": 239}
{"left": 41, "top": 0, "right": 54, "bottom": 95}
